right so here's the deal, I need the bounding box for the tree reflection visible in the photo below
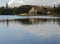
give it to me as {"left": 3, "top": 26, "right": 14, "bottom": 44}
{"left": 57, "top": 19, "right": 60, "bottom": 26}
{"left": 15, "top": 18, "right": 60, "bottom": 26}
{"left": 0, "top": 18, "right": 60, "bottom": 26}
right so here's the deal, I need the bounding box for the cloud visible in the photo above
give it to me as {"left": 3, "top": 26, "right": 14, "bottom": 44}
{"left": 8, "top": 0, "right": 60, "bottom": 7}
{"left": 8, "top": 0, "right": 25, "bottom": 7}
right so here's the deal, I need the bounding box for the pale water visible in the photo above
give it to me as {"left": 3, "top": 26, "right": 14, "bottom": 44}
{"left": 0, "top": 15, "right": 60, "bottom": 44}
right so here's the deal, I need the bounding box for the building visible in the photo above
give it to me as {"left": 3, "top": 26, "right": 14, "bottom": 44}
{"left": 28, "top": 5, "right": 45, "bottom": 15}
{"left": 20, "top": 5, "right": 45, "bottom": 16}
{"left": 6, "top": 3, "right": 8, "bottom": 9}
{"left": 28, "top": 6, "right": 37, "bottom": 16}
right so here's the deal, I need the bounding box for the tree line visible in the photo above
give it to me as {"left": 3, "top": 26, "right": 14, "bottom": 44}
{"left": 0, "top": 5, "right": 32, "bottom": 15}
{"left": 0, "top": 5, "right": 60, "bottom": 16}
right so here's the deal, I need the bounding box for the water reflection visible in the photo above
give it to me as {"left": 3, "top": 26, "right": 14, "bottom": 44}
{"left": 0, "top": 18, "right": 60, "bottom": 44}
{"left": 14, "top": 18, "right": 60, "bottom": 26}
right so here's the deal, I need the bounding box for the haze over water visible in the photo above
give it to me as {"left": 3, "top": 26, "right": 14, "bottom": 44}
{"left": 0, "top": 16, "right": 60, "bottom": 44}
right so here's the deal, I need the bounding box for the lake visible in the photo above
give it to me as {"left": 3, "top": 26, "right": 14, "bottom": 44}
{"left": 0, "top": 15, "right": 60, "bottom": 44}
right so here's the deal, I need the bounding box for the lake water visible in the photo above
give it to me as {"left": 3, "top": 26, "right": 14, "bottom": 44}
{"left": 0, "top": 15, "right": 60, "bottom": 44}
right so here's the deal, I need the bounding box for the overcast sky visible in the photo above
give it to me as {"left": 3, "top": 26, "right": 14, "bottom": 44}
{"left": 0, "top": 0, "right": 60, "bottom": 7}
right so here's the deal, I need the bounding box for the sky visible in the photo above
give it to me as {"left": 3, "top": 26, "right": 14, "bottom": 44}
{"left": 0, "top": 0, "right": 60, "bottom": 7}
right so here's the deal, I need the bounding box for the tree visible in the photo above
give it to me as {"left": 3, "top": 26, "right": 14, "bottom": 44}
{"left": 18, "top": 5, "right": 32, "bottom": 14}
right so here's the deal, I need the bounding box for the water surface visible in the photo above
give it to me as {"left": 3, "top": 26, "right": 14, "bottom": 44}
{"left": 0, "top": 16, "right": 60, "bottom": 44}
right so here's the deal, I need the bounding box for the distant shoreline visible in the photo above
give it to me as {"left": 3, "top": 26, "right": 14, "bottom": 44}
{"left": 0, "top": 14, "right": 60, "bottom": 17}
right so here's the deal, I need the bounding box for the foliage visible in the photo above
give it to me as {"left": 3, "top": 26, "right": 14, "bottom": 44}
{"left": 0, "top": 4, "right": 60, "bottom": 16}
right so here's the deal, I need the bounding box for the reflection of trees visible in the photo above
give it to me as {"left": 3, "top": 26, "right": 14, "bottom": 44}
{"left": 15, "top": 18, "right": 54, "bottom": 25}
{"left": 0, "top": 18, "right": 58, "bottom": 25}
{"left": 0, "top": 18, "right": 60, "bottom": 26}
{"left": 15, "top": 19, "right": 31, "bottom": 25}
{"left": 57, "top": 19, "right": 60, "bottom": 26}
{"left": 14, "top": 18, "right": 60, "bottom": 25}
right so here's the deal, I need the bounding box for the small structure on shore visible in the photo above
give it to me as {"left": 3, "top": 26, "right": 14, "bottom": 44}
{"left": 20, "top": 13, "right": 28, "bottom": 16}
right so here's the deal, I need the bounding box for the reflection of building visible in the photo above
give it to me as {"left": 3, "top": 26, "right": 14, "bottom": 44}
{"left": 29, "top": 18, "right": 38, "bottom": 24}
